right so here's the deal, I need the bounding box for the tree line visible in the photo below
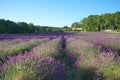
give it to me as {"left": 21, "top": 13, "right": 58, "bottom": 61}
{"left": 0, "top": 19, "right": 63, "bottom": 34}
{"left": 71, "top": 11, "right": 120, "bottom": 32}
{"left": 1, "top": 11, "right": 120, "bottom": 33}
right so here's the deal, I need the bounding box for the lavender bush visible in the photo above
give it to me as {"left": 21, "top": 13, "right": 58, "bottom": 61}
{"left": 73, "top": 48, "right": 120, "bottom": 80}
{"left": 93, "top": 52, "right": 120, "bottom": 80}
{"left": 66, "top": 37, "right": 97, "bottom": 64}
{"left": 66, "top": 34, "right": 120, "bottom": 80}
{"left": 32, "top": 37, "right": 61, "bottom": 58}
{"left": 0, "top": 52, "right": 65, "bottom": 80}
{"left": 0, "top": 38, "right": 48, "bottom": 60}
{"left": 0, "top": 33, "right": 120, "bottom": 80}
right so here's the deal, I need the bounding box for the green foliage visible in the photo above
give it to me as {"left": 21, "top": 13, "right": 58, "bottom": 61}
{"left": 1, "top": 11, "right": 120, "bottom": 33}
{"left": 71, "top": 11, "right": 120, "bottom": 32}
{"left": 0, "top": 19, "right": 63, "bottom": 34}
{"left": 71, "top": 22, "right": 80, "bottom": 28}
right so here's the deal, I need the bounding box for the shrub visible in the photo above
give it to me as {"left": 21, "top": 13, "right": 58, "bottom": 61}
{"left": 0, "top": 52, "right": 65, "bottom": 80}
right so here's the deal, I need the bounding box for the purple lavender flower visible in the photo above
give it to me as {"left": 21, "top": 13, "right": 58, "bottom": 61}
{"left": 0, "top": 52, "right": 65, "bottom": 80}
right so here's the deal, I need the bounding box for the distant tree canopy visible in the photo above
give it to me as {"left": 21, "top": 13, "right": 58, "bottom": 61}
{"left": 0, "top": 19, "right": 63, "bottom": 34}
{"left": 1, "top": 11, "right": 120, "bottom": 34}
{"left": 71, "top": 22, "right": 80, "bottom": 28}
{"left": 71, "top": 11, "right": 120, "bottom": 32}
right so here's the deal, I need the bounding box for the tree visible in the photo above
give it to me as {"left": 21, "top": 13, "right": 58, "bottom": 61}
{"left": 17, "top": 22, "right": 29, "bottom": 33}
{"left": 28, "top": 23, "right": 35, "bottom": 33}
{"left": 75, "top": 11, "right": 120, "bottom": 32}
{"left": 71, "top": 22, "right": 80, "bottom": 28}
{"left": 0, "top": 19, "right": 6, "bottom": 33}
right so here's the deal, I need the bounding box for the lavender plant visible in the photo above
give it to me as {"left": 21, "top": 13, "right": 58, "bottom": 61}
{"left": 66, "top": 37, "right": 97, "bottom": 64}
{"left": 0, "top": 38, "right": 48, "bottom": 60}
{"left": 66, "top": 34, "right": 120, "bottom": 80}
{"left": 73, "top": 48, "right": 120, "bottom": 80}
{"left": 0, "top": 52, "right": 65, "bottom": 80}
{"left": 94, "top": 51, "right": 120, "bottom": 80}
{"left": 32, "top": 37, "right": 61, "bottom": 58}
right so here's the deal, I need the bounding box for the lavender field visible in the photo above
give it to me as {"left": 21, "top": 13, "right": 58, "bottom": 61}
{"left": 0, "top": 32, "right": 120, "bottom": 80}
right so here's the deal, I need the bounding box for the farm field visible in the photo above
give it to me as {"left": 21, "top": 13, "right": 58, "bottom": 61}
{"left": 0, "top": 32, "right": 120, "bottom": 80}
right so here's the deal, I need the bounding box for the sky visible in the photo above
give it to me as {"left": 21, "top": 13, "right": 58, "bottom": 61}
{"left": 0, "top": 0, "right": 120, "bottom": 27}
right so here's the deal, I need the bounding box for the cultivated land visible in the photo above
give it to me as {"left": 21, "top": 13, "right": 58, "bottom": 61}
{"left": 0, "top": 32, "right": 120, "bottom": 80}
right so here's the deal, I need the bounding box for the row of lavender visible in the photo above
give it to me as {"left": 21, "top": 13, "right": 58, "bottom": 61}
{"left": 0, "top": 38, "right": 49, "bottom": 61}
{"left": 0, "top": 35, "right": 65, "bottom": 80}
{"left": 66, "top": 32, "right": 120, "bottom": 80}
{"left": 0, "top": 33, "right": 72, "bottom": 40}
{"left": 75, "top": 32, "right": 120, "bottom": 54}
{"left": 0, "top": 32, "right": 120, "bottom": 80}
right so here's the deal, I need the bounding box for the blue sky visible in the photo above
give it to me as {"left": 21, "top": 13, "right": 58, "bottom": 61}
{"left": 0, "top": 0, "right": 120, "bottom": 27}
